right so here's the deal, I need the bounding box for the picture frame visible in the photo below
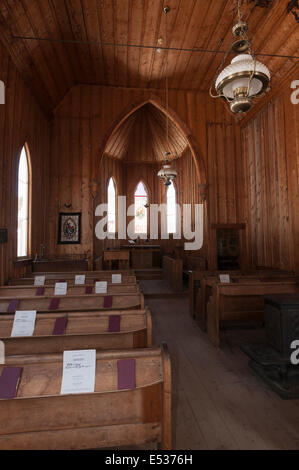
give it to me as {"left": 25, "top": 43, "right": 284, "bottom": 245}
{"left": 57, "top": 212, "right": 81, "bottom": 245}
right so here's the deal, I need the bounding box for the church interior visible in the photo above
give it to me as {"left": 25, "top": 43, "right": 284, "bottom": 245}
{"left": 0, "top": 0, "right": 299, "bottom": 451}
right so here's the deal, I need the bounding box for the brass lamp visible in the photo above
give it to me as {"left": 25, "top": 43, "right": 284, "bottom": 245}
{"left": 210, "top": 1, "right": 270, "bottom": 114}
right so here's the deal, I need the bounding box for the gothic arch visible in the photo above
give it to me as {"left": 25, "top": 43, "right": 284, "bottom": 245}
{"left": 97, "top": 94, "right": 207, "bottom": 186}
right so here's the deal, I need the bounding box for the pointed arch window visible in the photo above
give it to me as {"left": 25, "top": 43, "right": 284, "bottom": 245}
{"left": 167, "top": 181, "right": 177, "bottom": 234}
{"left": 17, "top": 145, "right": 31, "bottom": 257}
{"left": 107, "top": 177, "right": 116, "bottom": 234}
{"left": 134, "top": 182, "right": 148, "bottom": 234}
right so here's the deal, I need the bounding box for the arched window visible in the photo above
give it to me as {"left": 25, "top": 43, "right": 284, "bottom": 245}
{"left": 134, "top": 182, "right": 148, "bottom": 234}
{"left": 107, "top": 177, "right": 116, "bottom": 233}
{"left": 167, "top": 181, "right": 176, "bottom": 234}
{"left": 17, "top": 145, "right": 31, "bottom": 257}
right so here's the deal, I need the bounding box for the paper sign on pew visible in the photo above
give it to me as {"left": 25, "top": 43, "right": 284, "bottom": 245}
{"left": 11, "top": 311, "right": 36, "bottom": 337}
{"left": 54, "top": 282, "right": 68, "bottom": 296}
{"left": 60, "top": 349, "right": 96, "bottom": 395}
{"left": 219, "top": 274, "right": 231, "bottom": 284}
{"left": 112, "top": 274, "right": 122, "bottom": 284}
{"left": 75, "top": 275, "right": 86, "bottom": 285}
{"left": 95, "top": 281, "right": 108, "bottom": 294}
{"left": 34, "top": 275, "right": 45, "bottom": 287}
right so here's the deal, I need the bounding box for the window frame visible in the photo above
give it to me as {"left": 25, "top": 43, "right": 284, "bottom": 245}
{"left": 166, "top": 180, "right": 177, "bottom": 235}
{"left": 134, "top": 180, "right": 149, "bottom": 236}
{"left": 17, "top": 143, "right": 32, "bottom": 259}
{"left": 107, "top": 176, "right": 117, "bottom": 235}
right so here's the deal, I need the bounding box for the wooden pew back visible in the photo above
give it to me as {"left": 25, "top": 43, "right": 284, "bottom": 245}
{"left": 0, "top": 284, "right": 139, "bottom": 298}
{"left": 194, "top": 271, "right": 298, "bottom": 329}
{"left": 162, "top": 256, "right": 183, "bottom": 292}
{"left": 0, "top": 345, "right": 171, "bottom": 450}
{"left": 0, "top": 309, "right": 152, "bottom": 355}
{"left": 9, "top": 272, "right": 136, "bottom": 286}
{"left": 207, "top": 280, "right": 299, "bottom": 347}
{"left": 0, "top": 292, "right": 145, "bottom": 313}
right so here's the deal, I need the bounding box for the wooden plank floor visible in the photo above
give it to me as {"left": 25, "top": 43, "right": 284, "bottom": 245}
{"left": 139, "top": 280, "right": 188, "bottom": 296}
{"left": 146, "top": 292, "right": 299, "bottom": 450}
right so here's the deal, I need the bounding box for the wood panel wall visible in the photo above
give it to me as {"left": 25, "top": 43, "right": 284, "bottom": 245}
{"left": 241, "top": 70, "right": 299, "bottom": 273}
{"left": 48, "top": 85, "right": 244, "bottom": 269}
{"left": 0, "top": 41, "right": 50, "bottom": 285}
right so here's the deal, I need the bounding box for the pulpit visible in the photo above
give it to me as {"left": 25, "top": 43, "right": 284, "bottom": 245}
{"left": 121, "top": 245, "right": 161, "bottom": 269}
{"left": 103, "top": 250, "right": 130, "bottom": 270}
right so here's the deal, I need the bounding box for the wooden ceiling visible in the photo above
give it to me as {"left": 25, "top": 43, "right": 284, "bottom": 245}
{"left": 104, "top": 102, "right": 188, "bottom": 162}
{"left": 0, "top": 0, "right": 298, "bottom": 113}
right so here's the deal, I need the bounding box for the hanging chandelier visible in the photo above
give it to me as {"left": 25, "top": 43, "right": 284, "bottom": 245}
{"left": 158, "top": 152, "right": 178, "bottom": 186}
{"left": 157, "top": 6, "right": 178, "bottom": 186}
{"left": 210, "top": 0, "right": 270, "bottom": 114}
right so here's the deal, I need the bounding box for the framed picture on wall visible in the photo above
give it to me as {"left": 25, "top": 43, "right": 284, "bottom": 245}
{"left": 57, "top": 213, "right": 81, "bottom": 245}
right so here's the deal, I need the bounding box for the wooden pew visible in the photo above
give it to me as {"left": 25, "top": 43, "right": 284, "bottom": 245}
{"left": 9, "top": 271, "right": 136, "bottom": 286}
{"left": 188, "top": 270, "right": 243, "bottom": 320}
{"left": 0, "top": 345, "right": 172, "bottom": 450}
{"left": 162, "top": 256, "right": 183, "bottom": 292}
{"left": 27, "top": 269, "right": 133, "bottom": 277}
{"left": 206, "top": 280, "right": 299, "bottom": 348}
{"left": 0, "top": 309, "right": 152, "bottom": 355}
{"left": 31, "top": 258, "right": 88, "bottom": 273}
{"left": 0, "top": 292, "right": 145, "bottom": 313}
{"left": 0, "top": 284, "right": 139, "bottom": 298}
{"left": 190, "top": 269, "right": 297, "bottom": 329}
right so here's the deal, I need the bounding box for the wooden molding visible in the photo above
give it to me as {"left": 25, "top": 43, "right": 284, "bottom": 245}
{"left": 211, "top": 223, "right": 246, "bottom": 230}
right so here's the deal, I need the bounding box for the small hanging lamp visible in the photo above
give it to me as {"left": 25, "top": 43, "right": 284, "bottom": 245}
{"left": 157, "top": 6, "right": 178, "bottom": 186}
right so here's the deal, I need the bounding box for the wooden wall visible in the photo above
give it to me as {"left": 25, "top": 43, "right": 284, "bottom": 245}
{"left": 241, "top": 70, "right": 299, "bottom": 273}
{"left": 48, "top": 85, "right": 244, "bottom": 268}
{"left": 2, "top": 57, "right": 297, "bottom": 276}
{"left": 0, "top": 41, "right": 50, "bottom": 285}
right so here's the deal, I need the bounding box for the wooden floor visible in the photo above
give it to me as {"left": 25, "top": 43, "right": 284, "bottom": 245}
{"left": 145, "top": 284, "right": 299, "bottom": 450}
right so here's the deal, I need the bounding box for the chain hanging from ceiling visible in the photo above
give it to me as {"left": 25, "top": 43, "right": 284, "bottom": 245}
{"left": 157, "top": 6, "right": 178, "bottom": 187}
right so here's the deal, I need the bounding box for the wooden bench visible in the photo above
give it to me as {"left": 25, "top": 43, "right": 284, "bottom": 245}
{"left": 0, "top": 345, "right": 171, "bottom": 450}
{"left": 0, "top": 309, "right": 152, "bottom": 355}
{"left": 0, "top": 284, "right": 139, "bottom": 298}
{"left": 188, "top": 270, "right": 243, "bottom": 320}
{"left": 189, "top": 269, "right": 297, "bottom": 328}
{"left": 206, "top": 280, "right": 299, "bottom": 347}
{"left": 0, "top": 292, "right": 145, "bottom": 314}
{"left": 200, "top": 273, "right": 299, "bottom": 330}
{"left": 27, "top": 269, "right": 134, "bottom": 276}
{"left": 32, "top": 258, "right": 89, "bottom": 273}
{"left": 9, "top": 271, "right": 136, "bottom": 286}
{"left": 162, "top": 256, "right": 183, "bottom": 292}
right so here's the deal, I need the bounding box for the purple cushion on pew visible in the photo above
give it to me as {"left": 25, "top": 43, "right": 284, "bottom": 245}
{"left": 53, "top": 317, "right": 68, "bottom": 335}
{"left": 103, "top": 296, "right": 113, "bottom": 308}
{"left": 49, "top": 298, "right": 60, "bottom": 310}
{"left": 59, "top": 280, "right": 66, "bottom": 283}
{"left": 85, "top": 286, "right": 93, "bottom": 295}
{"left": 35, "top": 287, "right": 45, "bottom": 296}
{"left": 117, "top": 359, "right": 136, "bottom": 390}
{"left": 0, "top": 367, "right": 23, "bottom": 399}
{"left": 108, "top": 315, "right": 121, "bottom": 332}
{"left": 94, "top": 279, "right": 100, "bottom": 284}
{"left": 7, "top": 299, "right": 19, "bottom": 313}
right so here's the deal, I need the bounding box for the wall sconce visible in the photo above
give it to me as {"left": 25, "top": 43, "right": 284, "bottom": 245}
{"left": 287, "top": 0, "right": 299, "bottom": 23}
{"left": 249, "top": 0, "right": 272, "bottom": 7}
{"left": 199, "top": 184, "right": 208, "bottom": 202}
{"left": 64, "top": 202, "right": 72, "bottom": 209}
{"left": 90, "top": 179, "right": 99, "bottom": 199}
